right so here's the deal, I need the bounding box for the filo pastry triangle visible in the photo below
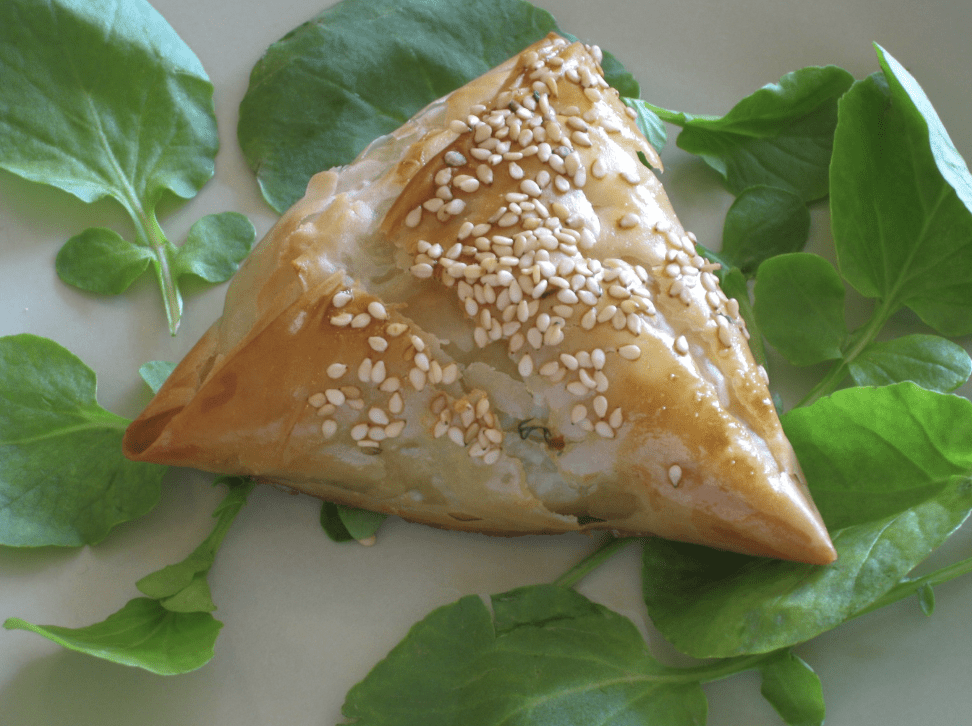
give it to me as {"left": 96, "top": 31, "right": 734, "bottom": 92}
{"left": 124, "top": 34, "right": 837, "bottom": 565}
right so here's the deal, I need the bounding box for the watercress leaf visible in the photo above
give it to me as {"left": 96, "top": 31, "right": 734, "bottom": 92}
{"left": 754, "top": 253, "right": 846, "bottom": 366}
{"left": 831, "top": 47, "right": 972, "bottom": 335}
{"left": 321, "top": 502, "right": 387, "bottom": 543}
{"left": 172, "top": 212, "right": 256, "bottom": 283}
{"left": 138, "top": 360, "right": 176, "bottom": 394}
{"left": 136, "top": 476, "right": 253, "bottom": 612}
{"left": 623, "top": 98, "right": 668, "bottom": 153}
{"left": 3, "top": 597, "right": 221, "bottom": 675}
{"left": 759, "top": 650, "right": 825, "bottom": 726}
{"left": 643, "top": 66, "right": 854, "bottom": 200}
{"left": 0, "top": 0, "right": 217, "bottom": 207}
{"left": 641, "top": 473, "right": 972, "bottom": 659}
{"left": 0, "top": 334, "right": 165, "bottom": 547}
{"left": 599, "top": 50, "right": 640, "bottom": 99}
{"left": 783, "top": 383, "right": 972, "bottom": 529}
{"left": 238, "top": 0, "right": 562, "bottom": 212}
{"left": 848, "top": 334, "right": 972, "bottom": 392}
{"left": 917, "top": 582, "right": 936, "bottom": 616}
{"left": 721, "top": 186, "right": 811, "bottom": 276}
{"left": 342, "top": 584, "right": 707, "bottom": 726}
{"left": 55, "top": 227, "right": 153, "bottom": 295}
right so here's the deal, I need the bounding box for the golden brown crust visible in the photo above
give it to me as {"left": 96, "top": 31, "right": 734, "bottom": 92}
{"left": 124, "top": 35, "right": 836, "bottom": 564}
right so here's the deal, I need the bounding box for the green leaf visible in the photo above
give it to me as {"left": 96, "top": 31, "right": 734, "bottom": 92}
{"left": 138, "top": 360, "right": 176, "bottom": 394}
{"left": 623, "top": 98, "right": 668, "bottom": 153}
{"left": 0, "top": 334, "right": 165, "bottom": 547}
{"left": 137, "top": 476, "right": 254, "bottom": 612}
{"left": 721, "top": 186, "right": 811, "bottom": 276}
{"left": 831, "top": 47, "right": 972, "bottom": 336}
{"left": 759, "top": 651, "right": 825, "bottom": 726}
{"left": 0, "top": 0, "right": 223, "bottom": 334}
{"left": 645, "top": 66, "right": 854, "bottom": 200}
{"left": 238, "top": 0, "right": 562, "bottom": 212}
{"left": 849, "top": 334, "right": 972, "bottom": 392}
{"left": 342, "top": 584, "right": 707, "bottom": 725}
{"left": 0, "top": 0, "right": 216, "bottom": 205}
{"left": 3, "top": 598, "right": 221, "bottom": 675}
{"left": 642, "top": 474, "right": 972, "bottom": 659}
{"left": 754, "top": 253, "right": 846, "bottom": 366}
{"left": 784, "top": 384, "right": 972, "bottom": 529}
{"left": 320, "top": 502, "right": 387, "bottom": 543}
{"left": 55, "top": 227, "right": 153, "bottom": 295}
{"left": 917, "top": 582, "right": 936, "bottom": 616}
{"left": 641, "top": 385, "right": 972, "bottom": 659}
{"left": 173, "top": 212, "right": 256, "bottom": 283}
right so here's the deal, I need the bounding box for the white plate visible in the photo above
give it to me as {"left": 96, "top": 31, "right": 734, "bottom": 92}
{"left": 2, "top": 0, "right": 971, "bottom": 723}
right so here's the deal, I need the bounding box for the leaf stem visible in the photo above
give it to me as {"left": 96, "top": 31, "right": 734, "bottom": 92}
{"left": 797, "top": 298, "right": 897, "bottom": 406}
{"left": 851, "top": 553, "right": 972, "bottom": 619}
{"left": 122, "top": 197, "right": 182, "bottom": 336}
{"left": 553, "top": 536, "right": 640, "bottom": 589}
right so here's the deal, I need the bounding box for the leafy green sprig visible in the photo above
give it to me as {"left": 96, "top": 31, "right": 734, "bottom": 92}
{"left": 0, "top": 0, "right": 256, "bottom": 335}
{"left": 4, "top": 476, "right": 254, "bottom": 675}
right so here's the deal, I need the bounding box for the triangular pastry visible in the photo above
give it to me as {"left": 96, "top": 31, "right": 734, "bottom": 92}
{"left": 124, "top": 35, "right": 837, "bottom": 564}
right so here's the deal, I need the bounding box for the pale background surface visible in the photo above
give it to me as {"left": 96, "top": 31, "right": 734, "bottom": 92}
{"left": 1, "top": 0, "right": 971, "bottom": 723}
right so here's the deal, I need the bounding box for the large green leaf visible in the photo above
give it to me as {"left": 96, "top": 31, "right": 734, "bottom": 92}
{"left": 849, "top": 334, "right": 972, "bottom": 392}
{"left": 0, "top": 334, "right": 166, "bottom": 547}
{"left": 342, "top": 584, "right": 707, "bottom": 725}
{"left": 642, "top": 474, "right": 972, "bottom": 659}
{"left": 239, "top": 0, "right": 561, "bottom": 212}
{"left": 0, "top": 0, "right": 216, "bottom": 208}
{"left": 754, "top": 253, "right": 846, "bottom": 366}
{"left": 646, "top": 66, "right": 853, "bottom": 200}
{"left": 4, "top": 598, "right": 221, "bottom": 675}
{"left": 831, "top": 46, "right": 972, "bottom": 335}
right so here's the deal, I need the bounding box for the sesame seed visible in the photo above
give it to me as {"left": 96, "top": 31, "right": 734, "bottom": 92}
{"left": 567, "top": 381, "right": 588, "bottom": 396}
{"left": 470, "top": 147, "right": 491, "bottom": 160}
{"left": 371, "top": 360, "right": 387, "bottom": 384}
{"left": 413, "top": 352, "right": 430, "bottom": 372}
{"left": 441, "top": 363, "right": 458, "bottom": 384}
{"left": 444, "top": 151, "right": 467, "bottom": 166}
{"left": 410, "top": 263, "right": 434, "bottom": 279}
{"left": 433, "top": 420, "right": 449, "bottom": 438}
{"left": 508, "top": 162, "right": 524, "bottom": 180}
{"left": 539, "top": 360, "right": 561, "bottom": 377}
{"left": 572, "top": 131, "right": 592, "bottom": 147}
{"left": 595, "top": 421, "right": 614, "bottom": 438}
{"left": 591, "top": 158, "right": 607, "bottom": 179}
{"left": 409, "top": 367, "right": 426, "bottom": 391}
{"left": 518, "top": 354, "right": 534, "bottom": 377}
{"left": 554, "top": 175, "right": 571, "bottom": 193}
{"left": 593, "top": 395, "right": 608, "bottom": 418}
{"left": 330, "top": 313, "right": 353, "bottom": 327}
{"left": 309, "top": 392, "right": 328, "bottom": 408}
{"left": 718, "top": 321, "right": 734, "bottom": 347}
{"left": 320, "top": 387, "right": 344, "bottom": 407}
{"left": 581, "top": 308, "right": 597, "bottom": 329}
{"left": 578, "top": 368, "right": 597, "bottom": 389}
{"left": 388, "top": 392, "right": 404, "bottom": 415}
{"left": 619, "top": 213, "right": 640, "bottom": 229}
{"left": 448, "top": 426, "right": 465, "bottom": 447}
{"left": 375, "top": 379, "right": 399, "bottom": 397}
{"left": 571, "top": 404, "right": 587, "bottom": 424}
{"left": 321, "top": 362, "right": 345, "bottom": 380}
{"left": 668, "top": 465, "right": 682, "bottom": 487}
{"left": 674, "top": 335, "right": 689, "bottom": 355}
{"left": 444, "top": 199, "right": 466, "bottom": 215}
{"left": 321, "top": 419, "right": 338, "bottom": 439}
{"left": 483, "top": 448, "right": 501, "bottom": 465}
{"left": 368, "top": 336, "right": 388, "bottom": 353}
{"left": 385, "top": 420, "right": 406, "bottom": 439}
{"left": 609, "top": 407, "right": 623, "bottom": 429}
{"left": 619, "top": 344, "right": 641, "bottom": 361}
{"left": 350, "top": 423, "right": 370, "bottom": 442}
{"left": 369, "top": 407, "right": 390, "bottom": 426}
